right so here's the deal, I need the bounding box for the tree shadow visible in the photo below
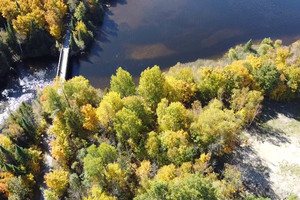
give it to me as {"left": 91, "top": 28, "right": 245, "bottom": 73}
{"left": 229, "top": 145, "right": 279, "bottom": 199}
{"left": 246, "top": 124, "right": 291, "bottom": 146}
{"left": 259, "top": 99, "right": 300, "bottom": 123}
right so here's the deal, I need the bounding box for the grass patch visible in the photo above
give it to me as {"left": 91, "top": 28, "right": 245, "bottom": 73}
{"left": 280, "top": 162, "right": 300, "bottom": 177}
{"left": 266, "top": 114, "right": 300, "bottom": 135}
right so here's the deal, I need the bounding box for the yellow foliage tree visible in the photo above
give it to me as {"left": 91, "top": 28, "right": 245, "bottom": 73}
{"left": 1, "top": 0, "right": 67, "bottom": 39}
{"left": 76, "top": 21, "right": 88, "bottom": 34}
{"left": 165, "top": 76, "right": 196, "bottom": 103}
{"left": 96, "top": 92, "right": 123, "bottom": 128}
{"left": 245, "top": 54, "right": 262, "bottom": 70}
{"left": 161, "top": 130, "right": 194, "bottom": 165}
{"left": 84, "top": 185, "right": 117, "bottom": 200}
{"left": 105, "top": 163, "right": 126, "bottom": 188}
{"left": 155, "top": 164, "right": 176, "bottom": 182}
{"left": 276, "top": 48, "right": 291, "bottom": 71}
{"left": 44, "top": 169, "right": 69, "bottom": 196}
{"left": 0, "top": 135, "right": 13, "bottom": 150}
{"left": 225, "top": 61, "right": 255, "bottom": 88}
{"left": 50, "top": 138, "right": 70, "bottom": 168}
{"left": 81, "top": 104, "right": 99, "bottom": 131}
{"left": 136, "top": 160, "right": 151, "bottom": 180}
{"left": 0, "top": 0, "right": 19, "bottom": 21}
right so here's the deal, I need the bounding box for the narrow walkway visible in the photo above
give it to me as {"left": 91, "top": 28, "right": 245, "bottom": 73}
{"left": 56, "top": 29, "right": 71, "bottom": 80}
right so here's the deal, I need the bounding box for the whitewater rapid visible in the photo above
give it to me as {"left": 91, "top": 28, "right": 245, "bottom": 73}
{"left": 0, "top": 63, "right": 56, "bottom": 125}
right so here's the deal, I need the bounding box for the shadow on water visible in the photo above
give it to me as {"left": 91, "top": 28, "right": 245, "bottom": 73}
{"left": 70, "top": 1, "right": 121, "bottom": 77}
{"left": 109, "top": 0, "right": 127, "bottom": 7}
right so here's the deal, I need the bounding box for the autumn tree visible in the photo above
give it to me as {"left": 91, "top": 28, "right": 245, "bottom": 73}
{"left": 110, "top": 67, "right": 136, "bottom": 98}
{"left": 160, "top": 130, "right": 194, "bottom": 165}
{"left": 105, "top": 163, "right": 127, "bottom": 193}
{"left": 230, "top": 88, "right": 264, "bottom": 124}
{"left": 165, "top": 75, "right": 196, "bottom": 103}
{"left": 81, "top": 104, "right": 99, "bottom": 132}
{"left": 64, "top": 76, "right": 101, "bottom": 108}
{"left": 7, "top": 176, "right": 30, "bottom": 200}
{"left": 190, "top": 99, "right": 239, "bottom": 155}
{"left": 145, "top": 131, "right": 164, "bottom": 163}
{"left": 44, "top": 169, "right": 69, "bottom": 196}
{"left": 74, "top": 2, "right": 87, "bottom": 22}
{"left": 253, "top": 62, "right": 280, "bottom": 95}
{"left": 138, "top": 66, "right": 167, "bottom": 110}
{"left": 123, "top": 95, "right": 154, "bottom": 129}
{"left": 84, "top": 143, "right": 117, "bottom": 182}
{"left": 113, "top": 108, "right": 145, "bottom": 154}
{"left": 41, "top": 78, "right": 67, "bottom": 114}
{"left": 96, "top": 91, "right": 123, "bottom": 128}
{"left": 196, "top": 67, "right": 226, "bottom": 102}
{"left": 157, "top": 99, "right": 187, "bottom": 132}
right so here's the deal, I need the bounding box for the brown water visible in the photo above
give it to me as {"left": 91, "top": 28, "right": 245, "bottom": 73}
{"left": 71, "top": 0, "right": 300, "bottom": 88}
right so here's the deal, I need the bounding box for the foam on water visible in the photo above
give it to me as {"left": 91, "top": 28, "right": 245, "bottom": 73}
{"left": 0, "top": 64, "right": 56, "bottom": 125}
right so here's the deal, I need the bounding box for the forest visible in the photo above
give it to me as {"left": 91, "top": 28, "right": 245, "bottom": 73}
{"left": 0, "top": 37, "right": 300, "bottom": 199}
{"left": 0, "top": 0, "right": 106, "bottom": 80}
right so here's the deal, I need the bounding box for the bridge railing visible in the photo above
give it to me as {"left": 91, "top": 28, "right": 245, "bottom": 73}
{"left": 56, "top": 47, "right": 64, "bottom": 77}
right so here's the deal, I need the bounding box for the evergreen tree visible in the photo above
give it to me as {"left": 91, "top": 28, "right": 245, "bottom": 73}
{"left": 0, "top": 146, "right": 17, "bottom": 165}
{"left": 14, "top": 145, "right": 30, "bottom": 166}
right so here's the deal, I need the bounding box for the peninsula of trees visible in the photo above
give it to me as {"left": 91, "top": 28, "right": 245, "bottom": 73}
{"left": 0, "top": 38, "right": 300, "bottom": 199}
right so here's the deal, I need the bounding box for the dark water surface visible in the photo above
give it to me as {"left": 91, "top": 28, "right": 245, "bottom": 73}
{"left": 72, "top": 0, "right": 300, "bottom": 88}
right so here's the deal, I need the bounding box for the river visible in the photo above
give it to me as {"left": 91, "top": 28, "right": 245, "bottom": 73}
{"left": 2, "top": 0, "right": 300, "bottom": 122}
{"left": 0, "top": 59, "right": 56, "bottom": 125}
{"left": 72, "top": 0, "right": 300, "bottom": 88}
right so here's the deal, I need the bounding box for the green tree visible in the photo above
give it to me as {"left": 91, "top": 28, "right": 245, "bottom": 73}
{"left": 96, "top": 91, "right": 123, "bottom": 127}
{"left": 168, "top": 174, "right": 217, "bottom": 200}
{"left": 84, "top": 150, "right": 105, "bottom": 182}
{"left": 190, "top": 99, "right": 239, "bottom": 155}
{"left": 97, "top": 143, "right": 118, "bottom": 164}
{"left": 138, "top": 66, "right": 166, "bottom": 110}
{"left": 63, "top": 108, "right": 85, "bottom": 137}
{"left": 0, "top": 146, "right": 17, "bottom": 165}
{"left": 64, "top": 76, "right": 100, "bottom": 108}
{"left": 157, "top": 99, "right": 187, "bottom": 132}
{"left": 243, "top": 39, "right": 253, "bottom": 52}
{"left": 161, "top": 130, "right": 194, "bottom": 165}
{"left": 134, "top": 181, "right": 168, "bottom": 200}
{"left": 10, "top": 103, "right": 37, "bottom": 142}
{"left": 7, "top": 176, "right": 30, "bottom": 200}
{"left": 254, "top": 62, "right": 280, "bottom": 94}
{"left": 110, "top": 67, "right": 136, "bottom": 98}
{"left": 14, "top": 145, "right": 30, "bottom": 166}
{"left": 228, "top": 48, "right": 238, "bottom": 61}
{"left": 84, "top": 143, "right": 117, "bottom": 182}
{"left": 74, "top": 2, "right": 87, "bottom": 22}
{"left": 113, "top": 108, "right": 145, "bottom": 154}
{"left": 123, "top": 95, "right": 154, "bottom": 129}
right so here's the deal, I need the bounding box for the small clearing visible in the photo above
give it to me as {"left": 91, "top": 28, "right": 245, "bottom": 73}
{"left": 231, "top": 100, "right": 300, "bottom": 199}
